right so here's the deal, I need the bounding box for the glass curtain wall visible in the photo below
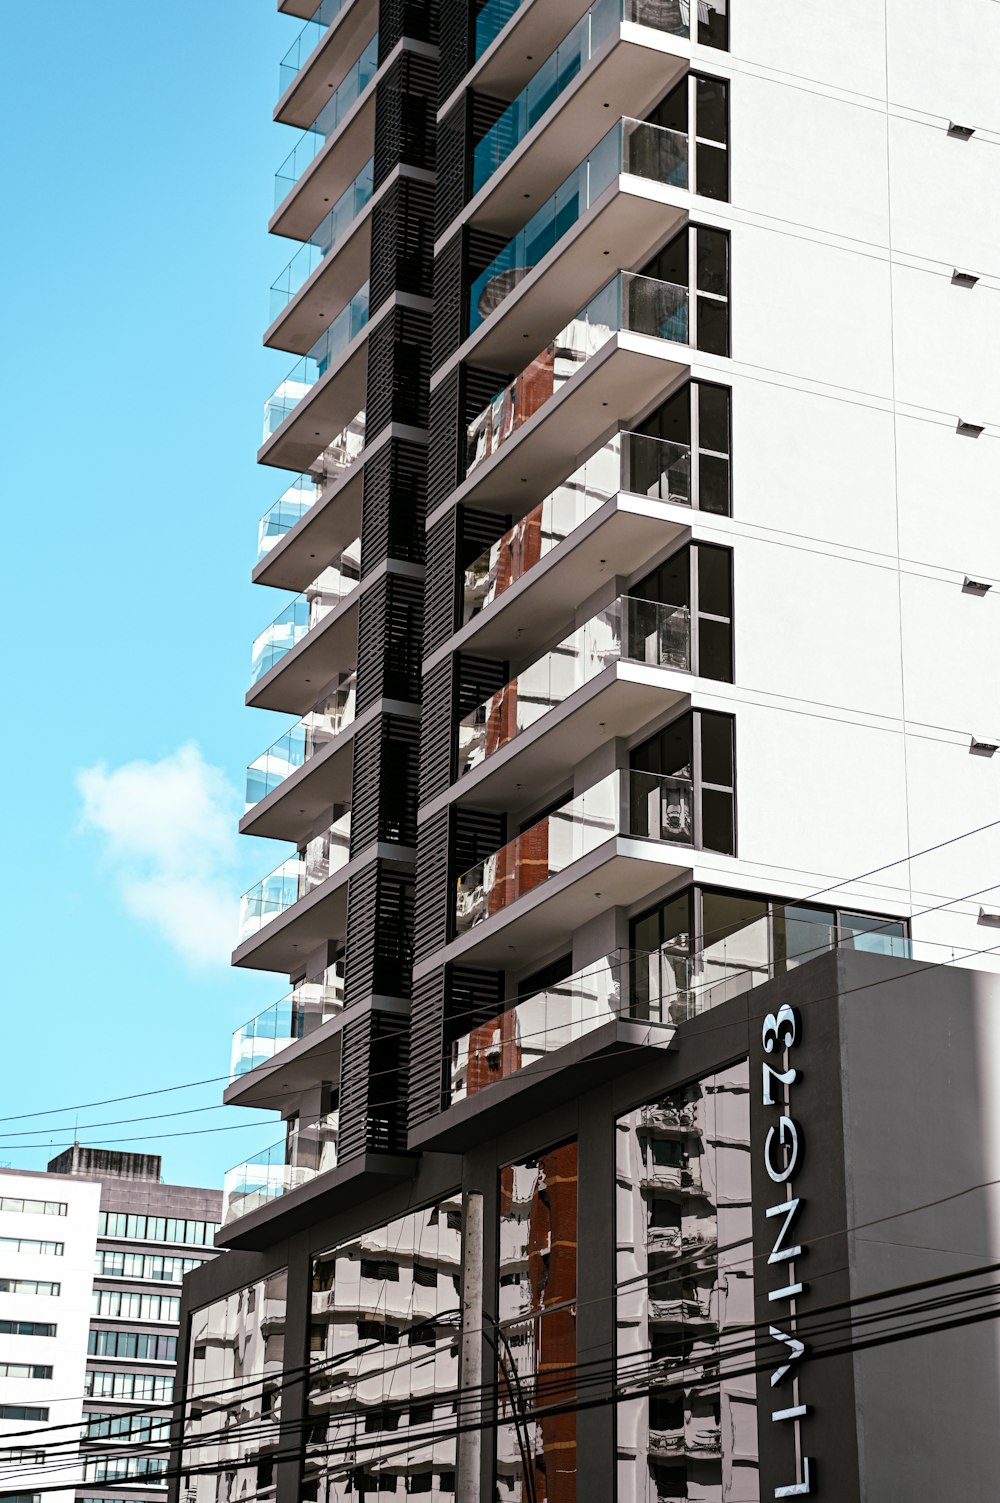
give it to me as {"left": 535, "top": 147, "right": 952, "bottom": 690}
{"left": 304, "top": 1198, "right": 463, "bottom": 1501}
{"left": 616, "top": 1064, "right": 758, "bottom": 1501}
{"left": 183, "top": 1271, "right": 288, "bottom": 1503}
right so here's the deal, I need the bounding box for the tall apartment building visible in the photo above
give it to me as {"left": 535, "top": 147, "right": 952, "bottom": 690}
{"left": 172, "top": 1, "right": 1000, "bottom": 1500}
{"left": 0, "top": 1152, "right": 220, "bottom": 1503}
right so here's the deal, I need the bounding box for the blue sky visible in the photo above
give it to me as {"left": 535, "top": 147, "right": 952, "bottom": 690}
{"left": 1, "top": 2, "right": 311, "bottom": 1188}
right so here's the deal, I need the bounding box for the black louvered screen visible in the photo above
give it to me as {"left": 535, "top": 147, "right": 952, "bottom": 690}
{"left": 337, "top": 1011, "right": 373, "bottom": 1162}
{"left": 374, "top": 51, "right": 438, "bottom": 189}
{"left": 368, "top": 1013, "right": 410, "bottom": 1153}
{"left": 349, "top": 714, "right": 417, "bottom": 860}
{"left": 418, "top": 657, "right": 456, "bottom": 807}
{"left": 453, "top": 804, "right": 505, "bottom": 873}
{"left": 449, "top": 964, "right": 505, "bottom": 1041}
{"left": 435, "top": 97, "right": 468, "bottom": 240}
{"left": 457, "top": 652, "right": 508, "bottom": 715}
{"left": 357, "top": 573, "right": 424, "bottom": 713}
{"left": 378, "top": 0, "right": 440, "bottom": 61}
{"left": 361, "top": 440, "right": 428, "bottom": 576}
{"left": 413, "top": 809, "right": 452, "bottom": 962}
{"left": 346, "top": 864, "right": 415, "bottom": 1004}
{"left": 423, "top": 509, "right": 460, "bottom": 655}
{"left": 427, "top": 366, "right": 461, "bottom": 514}
{"left": 408, "top": 968, "right": 447, "bottom": 1128}
{"left": 365, "top": 307, "right": 431, "bottom": 438}
{"left": 371, "top": 176, "right": 435, "bottom": 313}
{"left": 432, "top": 232, "right": 465, "bottom": 374}
{"left": 438, "top": 0, "right": 472, "bottom": 107}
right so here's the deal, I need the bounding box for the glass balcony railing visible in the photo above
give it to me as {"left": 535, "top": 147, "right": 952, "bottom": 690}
{"left": 455, "top": 767, "right": 692, "bottom": 933}
{"left": 278, "top": 0, "right": 350, "bottom": 98}
{"left": 249, "top": 540, "right": 361, "bottom": 687}
{"left": 270, "top": 159, "right": 375, "bottom": 321}
{"left": 472, "top": 0, "right": 692, "bottom": 197}
{"left": 263, "top": 284, "right": 370, "bottom": 440}
{"left": 231, "top": 966, "right": 345, "bottom": 1081}
{"left": 238, "top": 811, "right": 352, "bottom": 944}
{"left": 467, "top": 272, "right": 687, "bottom": 475}
{"left": 449, "top": 948, "right": 679, "bottom": 1104}
{"left": 275, "top": 33, "right": 379, "bottom": 207}
{"left": 448, "top": 913, "right": 914, "bottom": 1106}
{"left": 223, "top": 1112, "right": 339, "bottom": 1224}
{"left": 475, "top": 0, "right": 528, "bottom": 58}
{"left": 458, "top": 596, "right": 690, "bottom": 775}
{"left": 246, "top": 673, "right": 357, "bottom": 809}
{"left": 257, "top": 416, "right": 367, "bottom": 559}
{"left": 462, "top": 432, "right": 690, "bottom": 624}
{"left": 470, "top": 118, "right": 685, "bottom": 330}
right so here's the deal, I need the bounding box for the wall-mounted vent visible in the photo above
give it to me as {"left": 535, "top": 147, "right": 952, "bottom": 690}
{"left": 948, "top": 121, "right": 975, "bottom": 139}
{"left": 963, "top": 576, "right": 992, "bottom": 595}
{"left": 952, "top": 269, "right": 979, "bottom": 288}
{"left": 978, "top": 907, "right": 1000, "bottom": 926}
{"left": 957, "top": 421, "right": 985, "bottom": 437}
{"left": 969, "top": 736, "right": 999, "bottom": 756}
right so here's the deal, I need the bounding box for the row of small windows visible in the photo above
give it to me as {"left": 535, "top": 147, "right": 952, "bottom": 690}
{"left": 85, "top": 1411, "right": 172, "bottom": 1444}
{"left": 91, "top": 1290, "right": 180, "bottom": 1323}
{"left": 0, "top": 1281, "right": 60, "bottom": 1298}
{"left": 84, "top": 1369, "right": 173, "bottom": 1402}
{"left": 95, "top": 1250, "right": 204, "bottom": 1284}
{"left": 0, "top": 1451, "right": 45, "bottom": 1466}
{"left": 0, "top": 1239, "right": 63, "bottom": 1257}
{"left": 0, "top": 1406, "right": 47, "bottom": 1422}
{"left": 83, "top": 1457, "right": 167, "bottom": 1484}
{"left": 98, "top": 1212, "right": 218, "bottom": 1246}
{"left": 0, "top": 1365, "right": 52, "bottom": 1381}
{"left": 87, "top": 1329, "right": 177, "bottom": 1362}
{"left": 0, "top": 1199, "right": 67, "bottom": 1219}
{"left": 0, "top": 1322, "right": 55, "bottom": 1338}
{"left": 0, "top": 1494, "right": 41, "bottom": 1503}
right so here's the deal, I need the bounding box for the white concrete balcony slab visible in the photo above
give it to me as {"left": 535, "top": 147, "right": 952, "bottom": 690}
{"left": 253, "top": 451, "right": 365, "bottom": 594}
{"left": 247, "top": 582, "right": 359, "bottom": 715}
{"left": 276, "top": 0, "right": 377, "bottom": 130}
{"left": 240, "top": 684, "right": 360, "bottom": 844}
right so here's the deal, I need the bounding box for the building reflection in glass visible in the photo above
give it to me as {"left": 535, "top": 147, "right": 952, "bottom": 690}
{"left": 184, "top": 1269, "right": 288, "bottom": 1503}
{"left": 304, "top": 1197, "right": 463, "bottom": 1501}
{"left": 497, "top": 1141, "right": 578, "bottom": 1503}
{"left": 616, "top": 1064, "right": 758, "bottom": 1501}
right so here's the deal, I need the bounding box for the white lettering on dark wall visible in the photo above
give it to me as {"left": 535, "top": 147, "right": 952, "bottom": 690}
{"left": 761, "top": 1003, "right": 814, "bottom": 1497}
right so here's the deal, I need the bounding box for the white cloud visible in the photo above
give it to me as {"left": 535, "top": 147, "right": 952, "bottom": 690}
{"left": 76, "top": 742, "right": 240, "bottom": 968}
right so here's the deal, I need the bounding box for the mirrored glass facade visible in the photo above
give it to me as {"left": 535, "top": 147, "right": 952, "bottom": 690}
{"left": 616, "top": 1065, "right": 757, "bottom": 1501}
{"left": 497, "top": 1143, "right": 578, "bottom": 1503}
{"left": 304, "top": 1197, "right": 463, "bottom": 1501}
{"left": 184, "top": 1270, "right": 288, "bottom": 1503}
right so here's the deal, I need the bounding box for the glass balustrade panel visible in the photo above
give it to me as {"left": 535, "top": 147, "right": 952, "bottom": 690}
{"left": 246, "top": 674, "right": 358, "bottom": 809}
{"left": 622, "top": 431, "right": 692, "bottom": 506}
{"left": 249, "top": 541, "right": 361, "bottom": 687}
{"left": 466, "top": 274, "right": 687, "bottom": 475}
{"left": 222, "top": 1113, "right": 339, "bottom": 1224}
{"left": 278, "top": 0, "right": 349, "bottom": 97}
{"left": 230, "top": 967, "right": 345, "bottom": 1080}
{"left": 258, "top": 474, "right": 322, "bottom": 558}
{"left": 474, "top": 0, "right": 525, "bottom": 57}
{"left": 263, "top": 285, "right": 370, "bottom": 437}
{"left": 462, "top": 438, "right": 623, "bottom": 622}
{"left": 274, "top": 34, "right": 379, "bottom": 207}
{"left": 270, "top": 159, "right": 375, "bottom": 319}
{"left": 238, "top": 812, "right": 352, "bottom": 943}
{"left": 470, "top": 119, "right": 686, "bottom": 330}
{"left": 458, "top": 599, "right": 690, "bottom": 775}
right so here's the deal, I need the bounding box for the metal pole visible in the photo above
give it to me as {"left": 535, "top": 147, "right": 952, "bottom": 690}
{"left": 456, "top": 1189, "right": 484, "bottom": 1503}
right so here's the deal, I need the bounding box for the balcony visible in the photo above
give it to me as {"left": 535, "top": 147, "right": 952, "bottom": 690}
{"left": 222, "top": 1112, "right": 339, "bottom": 1225}
{"left": 274, "top": 31, "right": 377, "bottom": 200}
{"left": 230, "top": 970, "right": 344, "bottom": 1083}
{"left": 468, "top": 117, "right": 686, "bottom": 359}
{"left": 238, "top": 810, "right": 351, "bottom": 944}
{"left": 267, "top": 159, "right": 375, "bottom": 348}
{"left": 456, "top": 596, "right": 690, "bottom": 798}
{"left": 445, "top": 768, "right": 695, "bottom": 969}
{"left": 253, "top": 416, "right": 366, "bottom": 591}
{"left": 263, "top": 284, "right": 369, "bottom": 436}
{"left": 277, "top": 0, "right": 378, "bottom": 131}
{"left": 242, "top": 674, "right": 357, "bottom": 841}
{"left": 249, "top": 540, "right": 360, "bottom": 688}
{"left": 463, "top": 0, "right": 704, "bottom": 245}
{"left": 455, "top": 431, "right": 691, "bottom": 657}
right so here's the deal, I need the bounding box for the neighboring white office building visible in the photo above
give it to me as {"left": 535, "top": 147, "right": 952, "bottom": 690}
{"left": 0, "top": 1151, "right": 221, "bottom": 1503}
{"left": 0, "top": 1169, "right": 100, "bottom": 1503}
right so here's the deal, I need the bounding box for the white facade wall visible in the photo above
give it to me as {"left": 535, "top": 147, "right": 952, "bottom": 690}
{"left": 0, "top": 1170, "right": 100, "bottom": 1503}
{"left": 666, "top": 4, "right": 1000, "bottom": 962}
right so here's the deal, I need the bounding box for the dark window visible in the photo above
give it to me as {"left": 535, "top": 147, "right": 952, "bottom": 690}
{"left": 630, "top": 711, "right": 736, "bottom": 854}
{"left": 647, "top": 74, "right": 729, "bottom": 201}
{"left": 360, "top": 1259, "right": 400, "bottom": 1282}
{"left": 631, "top": 542, "right": 733, "bottom": 680}
{"left": 412, "top": 1263, "right": 437, "bottom": 1288}
{"left": 357, "top": 1321, "right": 399, "bottom": 1345}
{"left": 517, "top": 952, "right": 574, "bottom": 999}
{"left": 0, "top": 1322, "right": 56, "bottom": 1338}
{"left": 630, "top": 382, "right": 731, "bottom": 515}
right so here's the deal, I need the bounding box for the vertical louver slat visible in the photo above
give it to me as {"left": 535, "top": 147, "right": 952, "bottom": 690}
{"left": 432, "top": 231, "right": 465, "bottom": 373}
{"left": 361, "top": 440, "right": 429, "bottom": 577}
{"left": 413, "top": 810, "right": 452, "bottom": 963}
{"left": 371, "top": 177, "right": 435, "bottom": 313}
{"left": 345, "top": 865, "right": 415, "bottom": 1004}
{"left": 418, "top": 657, "right": 457, "bottom": 806}
{"left": 378, "top": 0, "right": 440, "bottom": 61}
{"left": 438, "top": 0, "right": 472, "bottom": 107}
{"left": 374, "top": 52, "right": 438, "bottom": 190}
{"left": 408, "top": 968, "right": 447, "bottom": 1128}
{"left": 366, "top": 309, "right": 432, "bottom": 439}
{"left": 423, "top": 510, "right": 461, "bottom": 655}
{"left": 337, "top": 1011, "right": 372, "bottom": 1162}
